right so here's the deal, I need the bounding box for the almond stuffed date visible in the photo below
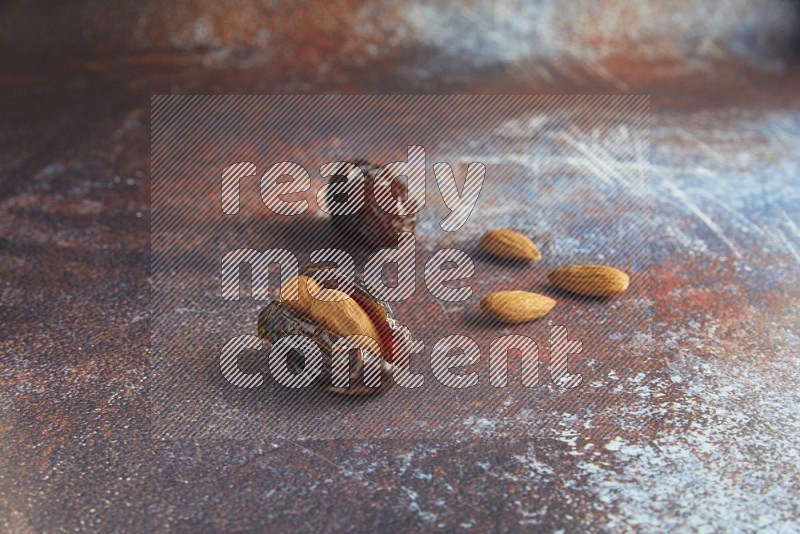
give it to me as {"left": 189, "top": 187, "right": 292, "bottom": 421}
{"left": 257, "top": 264, "right": 412, "bottom": 396}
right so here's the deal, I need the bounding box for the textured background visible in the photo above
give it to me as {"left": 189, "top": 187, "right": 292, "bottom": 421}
{"left": 1, "top": 0, "right": 799, "bottom": 531}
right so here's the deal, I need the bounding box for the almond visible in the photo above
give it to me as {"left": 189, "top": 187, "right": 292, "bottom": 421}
{"left": 479, "top": 229, "right": 541, "bottom": 262}
{"left": 548, "top": 265, "right": 629, "bottom": 297}
{"left": 280, "top": 275, "right": 381, "bottom": 342}
{"left": 480, "top": 290, "right": 556, "bottom": 323}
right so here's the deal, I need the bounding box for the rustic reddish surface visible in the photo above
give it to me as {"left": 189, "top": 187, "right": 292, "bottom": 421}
{"left": 1, "top": 2, "right": 800, "bottom": 531}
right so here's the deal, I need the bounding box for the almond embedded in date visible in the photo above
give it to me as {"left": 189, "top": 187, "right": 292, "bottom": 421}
{"left": 479, "top": 229, "right": 541, "bottom": 262}
{"left": 480, "top": 290, "right": 556, "bottom": 324}
{"left": 548, "top": 265, "right": 629, "bottom": 297}
{"left": 279, "top": 275, "right": 382, "bottom": 343}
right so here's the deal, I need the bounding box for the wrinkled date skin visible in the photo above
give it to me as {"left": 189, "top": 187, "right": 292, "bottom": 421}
{"left": 327, "top": 159, "right": 417, "bottom": 248}
{"left": 258, "top": 264, "right": 413, "bottom": 396}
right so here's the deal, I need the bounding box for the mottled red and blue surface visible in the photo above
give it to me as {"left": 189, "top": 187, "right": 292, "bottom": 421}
{"left": 1, "top": 1, "right": 800, "bottom": 531}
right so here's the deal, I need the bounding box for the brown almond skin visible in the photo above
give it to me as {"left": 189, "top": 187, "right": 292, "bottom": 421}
{"left": 480, "top": 291, "right": 556, "bottom": 324}
{"left": 479, "top": 229, "right": 541, "bottom": 262}
{"left": 548, "top": 265, "right": 630, "bottom": 297}
{"left": 279, "top": 276, "right": 381, "bottom": 343}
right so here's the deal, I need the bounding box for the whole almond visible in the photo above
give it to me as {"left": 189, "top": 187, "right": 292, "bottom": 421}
{"left": 280, "top": 275, "right": 381, "bottom": 343}
{"left": 479, "top": 229, "right": 541, "bottom": 262}
{"left": 480, "top": 290, "right": 556, "bottom": 323}
{"left": 548, "top": 265, "right": 629, "bottom": 297}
